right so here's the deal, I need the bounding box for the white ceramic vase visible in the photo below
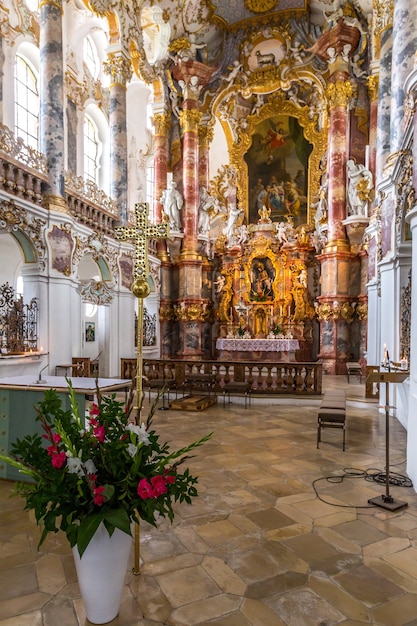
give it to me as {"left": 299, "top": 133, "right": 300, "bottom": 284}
{"left": 72, "top": 523, "right": 132, "bottom": 624}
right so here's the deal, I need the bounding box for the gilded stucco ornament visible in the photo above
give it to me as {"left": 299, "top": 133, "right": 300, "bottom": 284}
{"left": 325, "top": 80, "right": 354, "bottom": 108}
{"left": 356, "top": 302, "right": 368, "bottom": 321}
{"left": 244, "top": 0, "right": 276, "bottom": 13}
{"left": 316, "top": 302, "right": 332, "bottom": 321}
{"left": 179, "top": 109, "right": 203, "bottom": 132}
{"left": 0, "top": 199, "right": 47, "bottom": 270}
{"left": 153, "top": 112, "right": 172, "bottom": 136}
{"left": 77, "top": 280, "right": 114, "bottom": 305}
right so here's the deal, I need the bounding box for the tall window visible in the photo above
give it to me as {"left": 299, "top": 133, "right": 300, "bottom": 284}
{"left": 84, "top": 115, "right": 99, "bottom": 184}
{"left": 14, "top": 54, "right": 39, "bottom": 150}
{"left": 83, "top": 36, "right": 98, "bottom": 78}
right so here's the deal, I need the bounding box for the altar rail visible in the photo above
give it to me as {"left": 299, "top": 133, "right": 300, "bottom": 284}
{"left": 121, "top": 358, "right": 322, "bottom": 396}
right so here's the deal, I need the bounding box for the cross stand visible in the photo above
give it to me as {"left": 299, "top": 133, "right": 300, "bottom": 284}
{"left": 115, "top": 202, "right": 169, "bottom": 575}
{"left": 366, "top": 368, "right": 409, "bottom": 511}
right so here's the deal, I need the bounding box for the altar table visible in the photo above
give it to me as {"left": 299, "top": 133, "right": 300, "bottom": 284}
{"left": 216, "top": 338, "right": 300, "bottom": 361}
{"left": 0, "top": 376, "right": 131, "bottom": 480}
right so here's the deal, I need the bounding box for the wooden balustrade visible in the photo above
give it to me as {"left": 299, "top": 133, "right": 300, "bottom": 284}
{"left": 121, "top": 358, "right": 323, "bottom": 396}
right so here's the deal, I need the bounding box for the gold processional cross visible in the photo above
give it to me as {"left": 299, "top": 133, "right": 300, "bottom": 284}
{"left": 115, "top": 202, "right": 169, "bottom": 418}
{"left": 114, "top": 203, "right": 169, "bottom": 576}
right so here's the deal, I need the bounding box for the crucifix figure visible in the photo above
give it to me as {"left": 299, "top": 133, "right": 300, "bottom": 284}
{"left": 114, "top": 202, "right": 169, "bottom": 575}
{"left": 114, "top": 203, "right": 169, "bottom": 419}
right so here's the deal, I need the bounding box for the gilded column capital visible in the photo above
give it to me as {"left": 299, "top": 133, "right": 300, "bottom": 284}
{"left": 153, "top": 112, "right": 171, "bottom": 136}
{"left": 39, "top": 0, "right": 63, "bottom": 11}
{"left": 371, "top": 0, "right": 393, "bottom": 58}
{"left": 103, "top": 52, "right": 132, "bottom": 88}
{"left": 198, "top": 125, "right": 214, "bottom": 146}
{"left": 326, "top": 80, "right": 354, "bottom": 108}
{"left": 179, "top": 109, "right": 202, "bottom": 133}
{"left": 367, "top": 74, "right": 379, "bottom": 101}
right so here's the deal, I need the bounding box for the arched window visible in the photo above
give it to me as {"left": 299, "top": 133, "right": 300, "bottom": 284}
{"left": 84, "top": 114, "right": 99, "bottom": 185}
{"left": 83, "top": 35, "right": 99, "bottom": 79}
{"left": 14, "top": 54, "right": 39, "bottom": 150}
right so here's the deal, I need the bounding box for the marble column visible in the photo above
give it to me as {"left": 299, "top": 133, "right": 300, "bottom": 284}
{"left": 171, "top": 60, "right": 215, "bottom": 358}
{"left": 179, "top": 101, "right": 202, "bottom": 256}
{"left": 373, "top": 2, "right": 393, "bottom": 181}
{"left": 390, "top": 0, "right": 417, "bottom": 154}
{"left": 367, "top": 74, "right": 378, "bottom": 197}
{"left": 325, "top": 78, "right": 352, "bottom": 247}
{"left": 198, "top": 124, "right": 213, "bottom": 188}
{"left": 309, "top": 19, "right": 363, "bottom": 374}
{"left": 103, "top": 50, "right": 132, "bottom": 224}
{"left": 39, "top": 0, "right": 65, "bottom": 208}
{"left": 153, "top": 112, "right": 171, "bottom": 223}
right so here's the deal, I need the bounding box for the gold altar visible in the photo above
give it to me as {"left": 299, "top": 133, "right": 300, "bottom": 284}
{"left": 214, "top": 218, "right": 316, "bottom": 360}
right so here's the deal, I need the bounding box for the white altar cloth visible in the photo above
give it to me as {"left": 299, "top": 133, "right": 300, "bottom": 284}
{"left": 216, "top": 338, "right": 299, "bottom": 352}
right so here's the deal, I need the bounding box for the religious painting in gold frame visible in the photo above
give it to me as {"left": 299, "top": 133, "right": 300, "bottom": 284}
{"left": 228, "top": 91, "right": 327, "bottom": 227}
{"left": 244, "top": 246, "right": 285, "bottom": 304}
{"left": 245, "top": 114, "right": 311, "bottom": 227}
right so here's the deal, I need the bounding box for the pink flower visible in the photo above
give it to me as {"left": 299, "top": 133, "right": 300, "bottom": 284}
{"left": 52, "top": 433, "right": 61, "bottom": 443}
{"left": 164, "top": 474, "right": 175, "bottom": 485}
{"left": 51, "top": 451, "right": 66, "bottom": 469}
{"left": 46, "top": 444, "right": 57, "bottom": 456}
{"left": 93, "top": 425, "right": 106, "bottom": 443}
{"left": 93, "top": 486, "right": 106, "bottom": 506}
{"left": 137, "top": 478, "right": 155, "bottom": 499}
{"left": 151, "top": 475, "right": 168, "bottom": 496}
{"left": 90, "top": 403, "right": 100, "bottom": 416}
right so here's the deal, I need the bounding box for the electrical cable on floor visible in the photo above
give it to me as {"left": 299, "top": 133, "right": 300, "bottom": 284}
{"left": 312, "top": 466, "right": 413, "bottom": 508}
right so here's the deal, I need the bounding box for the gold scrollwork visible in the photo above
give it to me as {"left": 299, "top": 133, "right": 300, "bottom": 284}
{"left": 175, "top": 300, "right": 209, "bottom": 322}
{"left": 356, "top": 302, "right": 368, "bottom": 320}
{"left": 159, "top": 304, "right": 174, "bottom": 321}
{"left": 316, "top": 302, "right": 332, "bottom": 321}
{"left": 367, "top": 74, "right": 379, "bottom": 101}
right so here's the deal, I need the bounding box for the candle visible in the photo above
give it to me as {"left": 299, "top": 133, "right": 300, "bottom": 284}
{"left": 400, "top": 356, "right": 408, "bottom": 370}
{"left": 382, "top": 344, "right": 390, "bottom": 367}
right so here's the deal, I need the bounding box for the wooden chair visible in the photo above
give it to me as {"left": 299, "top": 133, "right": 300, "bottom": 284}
{"left": 72, "top": 357, "right": 91, "bottom": 377}
{"left": 317, "top": 392, "right": 346, "bottom": 451}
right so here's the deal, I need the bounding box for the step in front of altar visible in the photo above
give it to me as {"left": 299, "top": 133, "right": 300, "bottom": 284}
{"left": 169, "top": 394, "right": 217, "bottom": 411}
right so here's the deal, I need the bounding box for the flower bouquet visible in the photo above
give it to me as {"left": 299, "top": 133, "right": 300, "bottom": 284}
{"left": 0, "top": 381, "right": 212, "bottom": 557}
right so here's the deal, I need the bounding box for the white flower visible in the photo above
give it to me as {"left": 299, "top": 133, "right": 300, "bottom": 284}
{"left": 67, "top": 457, "right": 83, "bottom": 477}
{"left": 127, "top": 422, "right": 150, "bottom": 445}
{"left": 127, "top": 443, "right": 137, "bottom": 458}
{"left": 83, "top": 459, "right": 97, "bottom": 475}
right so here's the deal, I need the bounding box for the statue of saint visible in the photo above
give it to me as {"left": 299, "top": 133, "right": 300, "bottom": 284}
{"left": 160, "top": 181, "right": 183, "bottom": 230}
{"left": 346, "top": 159, "right": 373, "bottom": 217}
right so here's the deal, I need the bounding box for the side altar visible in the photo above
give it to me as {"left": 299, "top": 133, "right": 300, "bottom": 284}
{"left": 0, "top": 376, "right": 131, "bottom": 480}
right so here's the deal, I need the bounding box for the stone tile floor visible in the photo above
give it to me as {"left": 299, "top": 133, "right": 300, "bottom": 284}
{"left": 1, "top": 375, "right": 417, "bottom": 625}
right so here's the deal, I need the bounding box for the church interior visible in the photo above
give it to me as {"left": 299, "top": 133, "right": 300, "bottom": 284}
{"left": 1, "top": 0, "right": 417, "bottom": 622}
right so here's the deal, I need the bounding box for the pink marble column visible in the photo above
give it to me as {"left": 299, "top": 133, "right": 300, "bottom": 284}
{"left": 179, "top": 100, "right": 201, "bottom": 256}
{"left": 153, "top": 112, "right": 171, "bottom": 223}
{"left": 198, "top": 125, "right": 213, "bottom": 188}
{"left": 39, "top": 0, "right": 65, "bottom": 206}
{"left": 104, "top": 52, "right": 132, "bottom": 225}
{"left": 325, "top": 77, "right": 352, "bottom": 247}
{"left": 367, "top": 75, "right": 378, "bottom": 192}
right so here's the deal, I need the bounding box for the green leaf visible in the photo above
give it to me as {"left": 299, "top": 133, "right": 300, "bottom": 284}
{"left": 103, "top": 507, "right": 132, "bottom": 537}
{"left": 76, "top": 513, "right": 104, "bottom": 557}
